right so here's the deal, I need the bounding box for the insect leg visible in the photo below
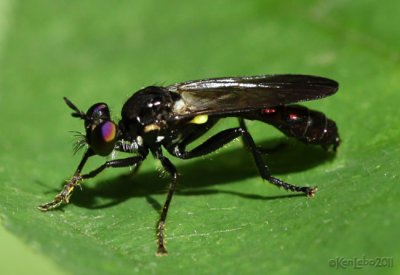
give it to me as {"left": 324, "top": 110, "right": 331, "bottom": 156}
{"left": 152, "top": 147, "right": 178, "bottom": 256}
{"left": 38, "top": 154, "right": 144, "bottom": 211}
{"left": 236, "top": 122, "right": 316, "bottom": 196}
{"left": 166, "top": 127, "right": 245, "bottom": 158}
{"left": 167, "top": 127, "right": 316, "bottom": 196}
{"left": 37, "top": 149, "right": 94, "bottom": 211}
{"left": 80, "top": 156, "right": 144, "bottom": 179}
{"left": 238, "top": 118, "right": 287, "bottom": 154}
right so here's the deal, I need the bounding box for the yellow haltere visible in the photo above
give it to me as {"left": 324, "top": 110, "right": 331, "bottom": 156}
{"left": 189, "top": 115, "right": 208, "bottom": 124}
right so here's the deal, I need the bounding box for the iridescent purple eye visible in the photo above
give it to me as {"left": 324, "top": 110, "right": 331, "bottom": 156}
{"left": 101, "top": 121, "right": 117, "bottom": 142}
{"left": 89, "top": 121, "right": 118, "bottom": 156}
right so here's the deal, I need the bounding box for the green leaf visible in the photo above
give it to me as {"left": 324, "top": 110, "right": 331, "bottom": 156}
{"left": 1, "top": 1, "right": 399, "bottom": 274}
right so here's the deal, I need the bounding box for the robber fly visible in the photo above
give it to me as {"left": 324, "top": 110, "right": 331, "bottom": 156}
{"left": 38, "top": 74, "right": 340, "bottom": 255}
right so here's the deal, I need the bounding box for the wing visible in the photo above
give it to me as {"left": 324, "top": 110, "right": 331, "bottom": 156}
{"left": 167, "top": 74, "right": 338, "bottom": 119}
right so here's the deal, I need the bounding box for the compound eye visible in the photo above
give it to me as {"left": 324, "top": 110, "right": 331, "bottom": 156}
{"left": 87, "top": 103, "right": 110, "bottom": 118}
{"left": 85, "top": 103, "right": 110, "bottom": 128}
{"left": 89, "top": 121, "right": 118, "bottom": 156}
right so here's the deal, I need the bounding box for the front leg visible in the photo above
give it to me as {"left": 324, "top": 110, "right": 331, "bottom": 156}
{"left": 38, "top": 151, "right": 145, "bottom": 211}
{"left": 37, "top": 149, "right": 93, "bottom": 211}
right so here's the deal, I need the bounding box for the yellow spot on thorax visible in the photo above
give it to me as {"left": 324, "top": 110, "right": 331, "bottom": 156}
{"left": 144, "top": 124, "right": 161, "bottom": 133}
{"left": 189, "top": 115, "right": 208, "bottom": 124}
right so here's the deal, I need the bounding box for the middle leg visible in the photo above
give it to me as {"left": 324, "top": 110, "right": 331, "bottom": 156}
{"left": 151, "top": 147, "right": 178, "bottom": 255}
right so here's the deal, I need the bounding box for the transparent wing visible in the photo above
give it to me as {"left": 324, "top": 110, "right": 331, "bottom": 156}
{"left": 167, "top": 74, "right": 338, "bottom": 119}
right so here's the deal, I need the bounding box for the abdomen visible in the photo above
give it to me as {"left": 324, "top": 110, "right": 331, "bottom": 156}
{"left": 244, "top": 105, "right": 340, "bottom": 150}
